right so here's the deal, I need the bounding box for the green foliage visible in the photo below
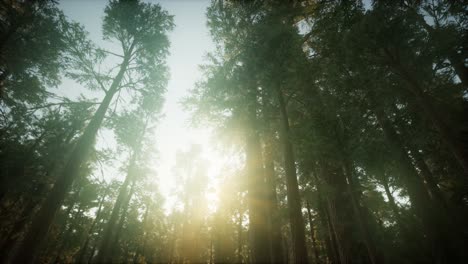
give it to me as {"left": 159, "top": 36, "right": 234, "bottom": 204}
{"left": 1, "top": 1, "right": 467, "bottom": 263}
{"left": 0, "top": 0, "right": 68, "bottom": 106}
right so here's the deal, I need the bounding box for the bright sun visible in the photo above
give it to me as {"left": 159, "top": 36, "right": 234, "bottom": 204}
{"left": 154, "top": 127, "right": 229, "bottom": 214}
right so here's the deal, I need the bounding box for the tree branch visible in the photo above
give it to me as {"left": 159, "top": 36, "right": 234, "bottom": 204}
{"left": 27, "top": 101, "right": 100, "bottom": 112}
{"left": 100, "top": 49, "right": 125, "bottom": 58}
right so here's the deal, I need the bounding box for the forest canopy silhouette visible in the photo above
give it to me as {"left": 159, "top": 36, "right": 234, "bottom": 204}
{"left": 0, "top": 0, "right": 467, "bottom": 264}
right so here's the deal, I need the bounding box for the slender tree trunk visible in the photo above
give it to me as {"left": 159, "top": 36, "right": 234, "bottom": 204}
{"left": 372, "top": 103, "right": 464, "bottom": 263}
{"left": 381, "top": 175, "right": 405, "bottom": 229}
{"left": 87, "top": 235, "right": 99, "bottom": 264}
{"left": 311, "top": 171, "right": 339, "bottom": 264}
{"left": 245, "top": 89, "right": 270, "bottom": 263}
{"left": 389, "top": 103, "right": 449, "bottom": 205}
{"left": 210, "top": 237, "right": 214, "bottom": 264}
{"left": 245, "top": 127, "right": 270, "bottom": 263}
{"left": 334, "top": 112, "right": 379, "bottom": 264}
{"left": 109, "top": 179, "right": 136, "bottom": 262}
{"left": 0, "top": 136, "right": 75, "bottom": 261}
{"left": 133, "top": 204, "right": 150, "bottom": 264}
{"left": 410, "top": 148, "right": 446, "bottom": 206}
{"left": 53, "top": 204, "right": 84, "bottom": 264}
{"left": 341, "top": 161, "right": 379, "bottom": 264}
{"left": 312, "top": 167, "right": 341, "bottom": 264}
{"left": 10, "top": 57, "right": 129, "bottom": 264}
{"left": 264, "top": 156, "right": 285, "bottom": 264}
{"left": 75, "top": 189, "right": 108, "bottom": 263}
{"left": 42, "top": 186, "right": 81, "bottom": 260}
{"left": 277, "top": 87, "right": 309, "bottom": 264}
{"left": 319, "top": 203, "right": 338, "bottom": 264}
{"left": 306, "top": 201, "right": 321, "bottom": 264}
{"left": 168, "top": 221, "right": 177, "bottom": 264}
{"left": 237, "top": 205, "right": 243, "bottom": 264}
{"left": 95, "top": 152, "right": 136, "bottom": 263}
{"left": 318, "top": 162, "right": 353, "bottom": 264}
{"left": 384, "top": 48, "right": 468, "bottom": 175}
{"left": 263, "top": 132, "right": 284, "bottom": 264}
{"left": 283, "top": 235, "right": 290, "bottom": 264}
{"left": 0, "top": 192, "right": 41, "bottom": 262}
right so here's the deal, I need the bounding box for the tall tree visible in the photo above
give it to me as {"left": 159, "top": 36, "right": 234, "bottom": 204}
{"left": 10, "top": 1, "right": 173, "bottom": 263}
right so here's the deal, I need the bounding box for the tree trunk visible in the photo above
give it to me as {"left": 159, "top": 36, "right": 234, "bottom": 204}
{"left": 410, "top": 148, "right": 446, "bottom": 206}
{"left": 306, "top": 201, "right": 321, "bottom": 264}
{"left": 277, "top": 87, "right": 309, "bottom": 264}
{"left": 9, "top": 56, "right": 129, "bottom": 264}
{"left": 0, "top": 132, "right": 76, "bottom": 261}
{"left": 263, "top": 132, "right": 285, "bottom": 264}
{"left": 372, "top": 103, "right": 464, "bottom": 263}
{"left": 381, "top": 175, "right": 405, "bottom": 229}
{"left": 109, "top": 179, "right": 136, "bottom": 262}
{"left": 318, "top": 162, "right": 354, "bottom": 264}
{"left": 341, "top": 161, "right": 379, "bottom": 264}
{"left": 389, "top": 103, "right": 449, "bottom": 206}
{"left": 210, "top": 237, "right": 214, "bottom": 264}
{"left": 133, "top": 204, "right": 150, "bottom": 264}
{"left": 95, "top": 152, "right": 136, "bottom": 263}
{"left": 312, "top": 170, "right": 340, "bottom": 264}
{"left": 41, "top": 186, "right": 81, "bottom": 261}
{"left": 384, "top": 48, "right": 468, "bottom": 175}
{"left": 245, "top": 110, "right": 270, "bottom": 263}
{"left": 237, "top": 205, "right": 243, "bottom": 264}
{"left": 0, "top": 192, "right": 42, "bottom": 262}
{"left": 318, "top": 199, "right": 339, "bottom": 264}
{"left": 53, "top": 204, "right": 84, "bottom": 264}
{"left": 75, "top": 188, "right": 108, "bottom": 263}
{"left": 87, "top": 234, "right": 99, "bottom": 264}
{"left": 334, "top": 112, "right": 380, "bottom": 264}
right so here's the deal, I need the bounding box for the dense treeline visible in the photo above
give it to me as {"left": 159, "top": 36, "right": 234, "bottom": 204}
{"left": 0, "top": 0, "right": 467, "bottom": 264}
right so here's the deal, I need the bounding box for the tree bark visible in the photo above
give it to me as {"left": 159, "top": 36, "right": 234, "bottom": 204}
{"left": 109, "top": 179, "right": 136, "bottom": 262}
{"left": 409, "top": 148, "right": 447, "bottom": 205}
{"left": 389, "top": 103, "right": 449, "bottom": 206}
{"left": 277, "top": 87, "right": 309, "bottom": 264}
{"left": 132, "top": 204, "right": 150, "bottom": 264}
{"left": 53, "top": 204, "right": 84, "bottom": 264}
{"left": 312, "top": 169, "right": 340, "bottom": 264}
{"left": 41, "top": 186, "right": 81, "bottom": 261}
{"left": 381, "top": 175, "right": 406, "bottom": 230}
{"left": 318, "top": 199, "right": 339, "bottom": 264}
{"left": 318, "top": 162, "right": 353, "bottom": 264}
{"left": 75, "top": 188, "right": 108, "bottom": 263}
{"left": 306, "top": 201, "right": 321, "bottom": 264}
{"left": 341, "top": 160, "right": 379, "bottom": 264}
{"left": 384, "top": 48, "right": 468, "bottom": 175}
{"left": 262, "top": 128, "right": 285, "bottom": 263}
{"left": 87, "top": 232, "right": 100, "bottom": 264}
{"left": 10, "top": 56, "right": 129, "bottom": 264}
{"left": 372, "top": 103, "right": 464, "bottom": 263}
{"left": 0, "top": 191, "right": 42, "bottom": 262}
{"left": 334, "top": 112, "right": 380, "bottom": 264}
{"left": 245, "top": 101, "right": 270, "bottom": 263}
{"left": 237, "top": 204, "right": 243, "bottom": 264}
{"left": 95, "top": 152, "right": 136, "bottom": 263}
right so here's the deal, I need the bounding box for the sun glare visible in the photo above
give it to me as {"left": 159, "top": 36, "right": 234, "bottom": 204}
{"left": 3, "top": 0, "right": 464, "bottom": 263}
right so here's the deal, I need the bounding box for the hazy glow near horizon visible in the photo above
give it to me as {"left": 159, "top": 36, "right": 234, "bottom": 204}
{"left": 59, "top": 0, "right": 227, "bottom": 212}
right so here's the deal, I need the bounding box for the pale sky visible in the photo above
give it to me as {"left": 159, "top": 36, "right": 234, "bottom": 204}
{"left": 59, "top": 0, "right": 226, "bottom": 212}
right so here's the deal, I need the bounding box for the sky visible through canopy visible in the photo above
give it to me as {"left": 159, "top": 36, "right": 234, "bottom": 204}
{"left": 4, "top": 1, "right": 468, "bottom": 263}
{"left": 60, "top": 0, "right": 223, "bottom": 212}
